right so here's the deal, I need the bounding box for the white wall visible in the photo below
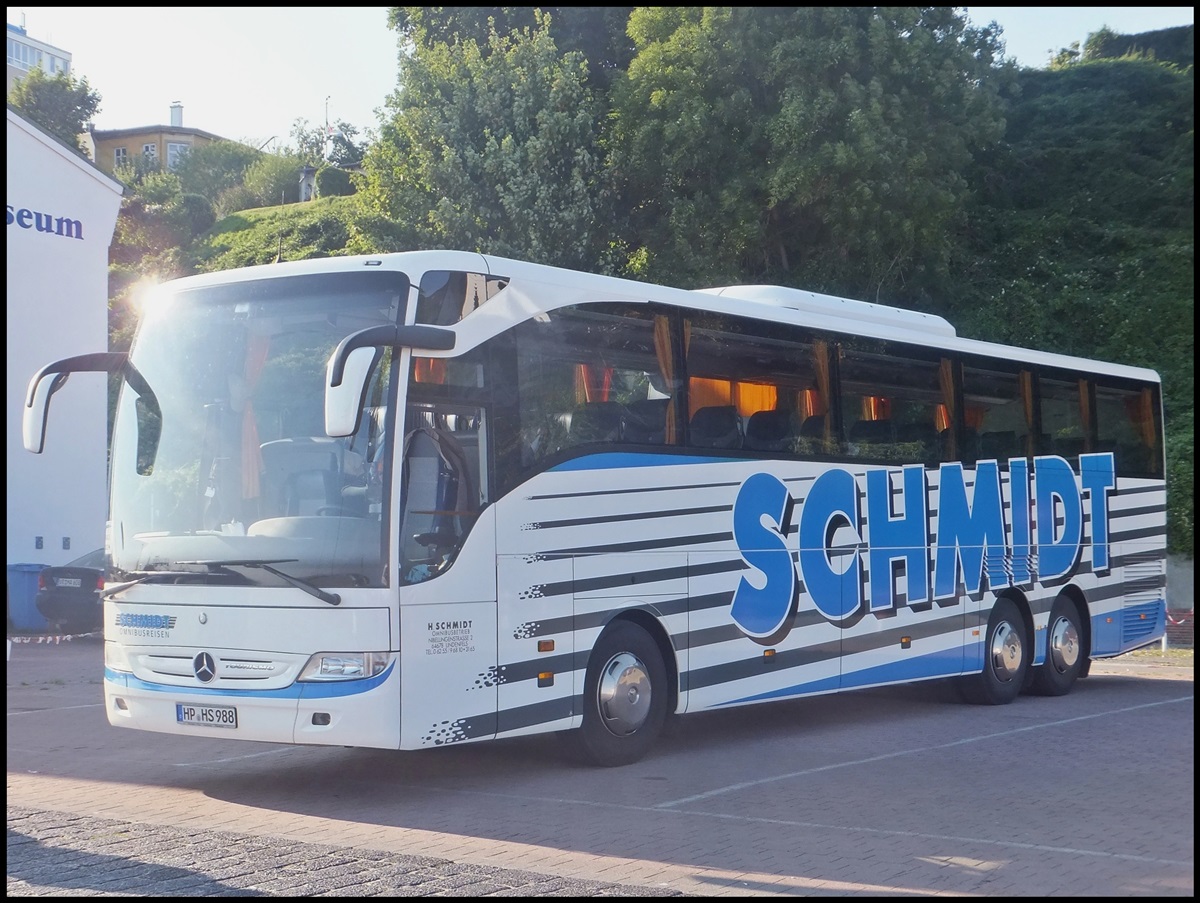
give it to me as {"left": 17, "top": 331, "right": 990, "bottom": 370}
{"left": 1167, "top": 555, "right": 1194, "bottom": 611}
{"left": 6, "top": 109, "right": 122, "bottom": 565}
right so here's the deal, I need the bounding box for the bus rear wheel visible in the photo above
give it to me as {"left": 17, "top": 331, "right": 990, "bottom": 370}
{"left": 1029, "top": 596, "right": 1084, "bottom": 696}
{"left": 960, "top": 598, "right": 1028, "bottom": 706}
{"left": 560, "top": 620, "right": 667, "bottom": 767}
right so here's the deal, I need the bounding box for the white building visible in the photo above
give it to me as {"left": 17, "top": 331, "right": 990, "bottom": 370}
{"left": 6, "top": 107, "right": 122, "bottom": 568}
{"left": 6, "top": 19, "right": 71, "bottom": 95}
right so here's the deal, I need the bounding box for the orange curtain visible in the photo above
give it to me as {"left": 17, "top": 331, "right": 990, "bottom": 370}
{"left": 241, "top": 333, "right": 270, "bottom": 501}
{"left": 653, "top": 315, "right": 678, "bottom": 444}
{"left": 1020, "top": 370, "right": 1035, "bottom": 456}
{"left": 934, "top": 404, "right": 951, "bottom": 433}
{"left": 735, "top": 383, "right": 777, "bottom": 417}
{"left": 938, "top": 358, "right": 957, "bottom": 454}
{"left": 413, "top": 358, "right": 447, "bottom": 384}
{"left": 860, "top": 396, "right": 890, "bottom": 421}
{"left": 689, "top": 377, "right": 731, "bottom": 416}
{"left": 1125, "top": 389, "right": 1158, "bottom": 449}
{"left": 1077, "top": 378, "right": 1092, "bottom": 452}
{"left": 576, "top": 364, "right": 612, "bottom": 403}
{"left": 574, "top": 364, "right": 587, "bottom": 405}
{"left": 812, "top": 340, "right": 832, "bottom": 445}
{"left": 799, "top": 388, "right": 822, "bottom": 420}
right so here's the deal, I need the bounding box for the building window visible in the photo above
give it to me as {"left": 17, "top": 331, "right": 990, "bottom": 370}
{"left": 143, "top": 143, "right": 158, "bottom": 160}
{"left": 114, "top": 147, "right": 128, "bottom": 167}
{"left": 7, "top": 35, "right": 67, "bottom": 75}
{"left": 7, "top": 39, "right": 44, "bottom": 71}
{"left": 166, "top": 142, "right": 191, "bottom": 170}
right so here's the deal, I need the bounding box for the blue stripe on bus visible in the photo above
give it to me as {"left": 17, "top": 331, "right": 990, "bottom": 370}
{"left": 104, "top": 661, "right": 395, "bottom": 699}
{"left": 715, "top": 644, "right": 974, "bottom": 706}
{"left": 549, "top": 452, "right": 736, "bottom": 471}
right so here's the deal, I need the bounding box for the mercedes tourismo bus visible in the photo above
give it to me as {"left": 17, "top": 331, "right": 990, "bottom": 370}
{"left": 24, "top": 250, "right": 1168, "bottom": 766}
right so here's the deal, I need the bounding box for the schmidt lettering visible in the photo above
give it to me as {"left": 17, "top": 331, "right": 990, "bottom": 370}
{"left": 7, "top": 204, "right": 84, "bottom": 240}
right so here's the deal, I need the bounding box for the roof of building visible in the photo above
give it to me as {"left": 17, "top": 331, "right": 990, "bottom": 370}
{"left": 90, "top": 123, "right": 228, "bottom": 143}
{"left": 7, "top": 105, "right": 123, "bottom": 194}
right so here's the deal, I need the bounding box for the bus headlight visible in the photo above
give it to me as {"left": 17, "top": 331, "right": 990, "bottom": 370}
{"left": 104, "top": 642, "right": 133, "bottom": 673}
{"left": 298, "top": 652, "right": 389, "bottom": 681}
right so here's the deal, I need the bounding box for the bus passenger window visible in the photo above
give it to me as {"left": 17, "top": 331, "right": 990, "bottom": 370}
{"left": 514, "top": 304, "right": 680, "bottom": 467}
{"left": 1095, "top": 382, "right": 1161, "bottom": 477}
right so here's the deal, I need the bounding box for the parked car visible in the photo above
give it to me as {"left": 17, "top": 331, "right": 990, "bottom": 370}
{"left": 34, "top": 548, "right": 106, "bottom": 633}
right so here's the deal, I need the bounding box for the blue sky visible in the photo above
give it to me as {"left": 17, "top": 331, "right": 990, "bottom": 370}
{"left": 7, "top": 6, "right": 1195, "bottom": 150}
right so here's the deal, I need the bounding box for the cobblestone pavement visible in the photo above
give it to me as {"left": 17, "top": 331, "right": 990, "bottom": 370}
{"left": 8, "top": 807, "right": 690, "bottom": 897}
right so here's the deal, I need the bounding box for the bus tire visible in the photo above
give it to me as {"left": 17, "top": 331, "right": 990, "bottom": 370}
{"left": 560, "top": 620, "right": 667, "bottom": 767}
{"left": 960, "top": 598, "right": 1028, "bottom": 706}
{"left": 1029, "top": 595, "right": 1084, "bottom": 696}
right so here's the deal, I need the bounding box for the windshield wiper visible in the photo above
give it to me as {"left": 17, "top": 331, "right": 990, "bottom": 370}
{"left": 177, "top": 559, "right": 342, "bottom": 606}
{"left": 102, "top": 569, "right": 206, "bottom": 598}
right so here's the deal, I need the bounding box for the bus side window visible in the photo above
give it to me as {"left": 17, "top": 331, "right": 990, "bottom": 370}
{"left": 1095, "top": 381, "right": 1161, "bottom": 477}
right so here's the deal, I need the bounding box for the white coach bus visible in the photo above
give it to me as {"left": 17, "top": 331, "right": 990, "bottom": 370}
{"left": 24, "top": 250, "right": 1168, "bottom": 766}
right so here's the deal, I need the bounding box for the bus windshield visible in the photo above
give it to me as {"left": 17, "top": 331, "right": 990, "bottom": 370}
{"left": 108, "top": 271, "right": 405, "bottom": 586}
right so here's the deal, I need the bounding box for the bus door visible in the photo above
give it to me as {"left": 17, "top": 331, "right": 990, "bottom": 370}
{"left": 396, "top": 403, "right": 501, "bottom": 747}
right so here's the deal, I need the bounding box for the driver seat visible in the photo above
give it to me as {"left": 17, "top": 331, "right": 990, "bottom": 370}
{"left": 280, "top": 469, "right": 340, "bottom": 516}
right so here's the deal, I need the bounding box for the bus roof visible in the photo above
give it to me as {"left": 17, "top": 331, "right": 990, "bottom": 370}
{"left": 153, "top": 250, "right": 1161, "bottom": 385}
{"left": 697, "top": 285, "right": 958, "bottom": 339}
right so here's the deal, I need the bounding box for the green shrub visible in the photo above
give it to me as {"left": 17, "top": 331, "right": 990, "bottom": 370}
{"left": 316, "top": 165, "right": 355, "bottom": 197}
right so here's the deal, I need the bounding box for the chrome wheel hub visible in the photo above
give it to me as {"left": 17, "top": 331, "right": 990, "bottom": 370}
{"left": 990, "top": 621, "right": 1024, "bottom": 682}
{"left": 1048, "top": 614, "right": 1080, "bottom": 673}
{"left": 597, "top": 651, "right": 651, "bottom": 736}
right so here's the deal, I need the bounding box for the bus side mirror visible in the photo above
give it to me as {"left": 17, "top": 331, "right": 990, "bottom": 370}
{"left": 24, "top": 352, "right": 161, "bottom": 473}
{"left": 24, "top": 352, "right": 131, "bottom": 453}
{"left": 23, "top": 371, "right": 68, "bottom": 453}
{"left": 324, "top": 323, "right": 455, "bottom": 437}
{"left": 326, "top": 346, "right": 378, "bottom": 438}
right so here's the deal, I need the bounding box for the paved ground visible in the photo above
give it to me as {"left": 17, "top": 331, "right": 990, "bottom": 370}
{"left": 7, "top": 633, "right": 1193, "bottom": 897}
{"left": 8, "top": 806, "right": 688, "bottom": 897}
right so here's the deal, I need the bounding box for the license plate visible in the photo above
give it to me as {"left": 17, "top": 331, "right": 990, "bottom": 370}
{"left": 176, "top": 703, "right": 238, "bottom": 729}
{"left": 57, "top": 577, "right": 81, "bottom": 588}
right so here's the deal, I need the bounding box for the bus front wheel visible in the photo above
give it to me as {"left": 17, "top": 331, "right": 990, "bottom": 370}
{"left": 560, "top": 620, "right": 667, "bottom": 767}
{"left": 1028, "top": 596, "right": 1084, "bottom": 696}
{"left": 960, "top": 598, "right": 1028, "bottom": 706}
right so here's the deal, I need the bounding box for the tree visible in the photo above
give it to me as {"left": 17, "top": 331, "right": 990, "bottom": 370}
{"left": 362, "top": 9, "right": 613, "bottom": 269}
{"left": 173, "top": 140, "right": 263, "bottom": 203}
{"left": 290, "top": 117, "right": 368, "bottom": 168}
{"left": 608, "top": 7, "right": 1013, "bottom": 298}
{"left": 955, "top": 51, "right": 1194, "bottom": 556}
{"left": 243, "top": 152, "right": 306, "bottom": 207}
{"left": 7, "top": 66, "right": 101, "bottom": 153}
{"left": 388, "top": 6, "right": 636, "bottom": 92}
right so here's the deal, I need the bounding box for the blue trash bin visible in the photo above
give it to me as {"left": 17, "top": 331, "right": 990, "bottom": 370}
{"left": 8, "top": 563, "right": 49, "bottom": 632}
